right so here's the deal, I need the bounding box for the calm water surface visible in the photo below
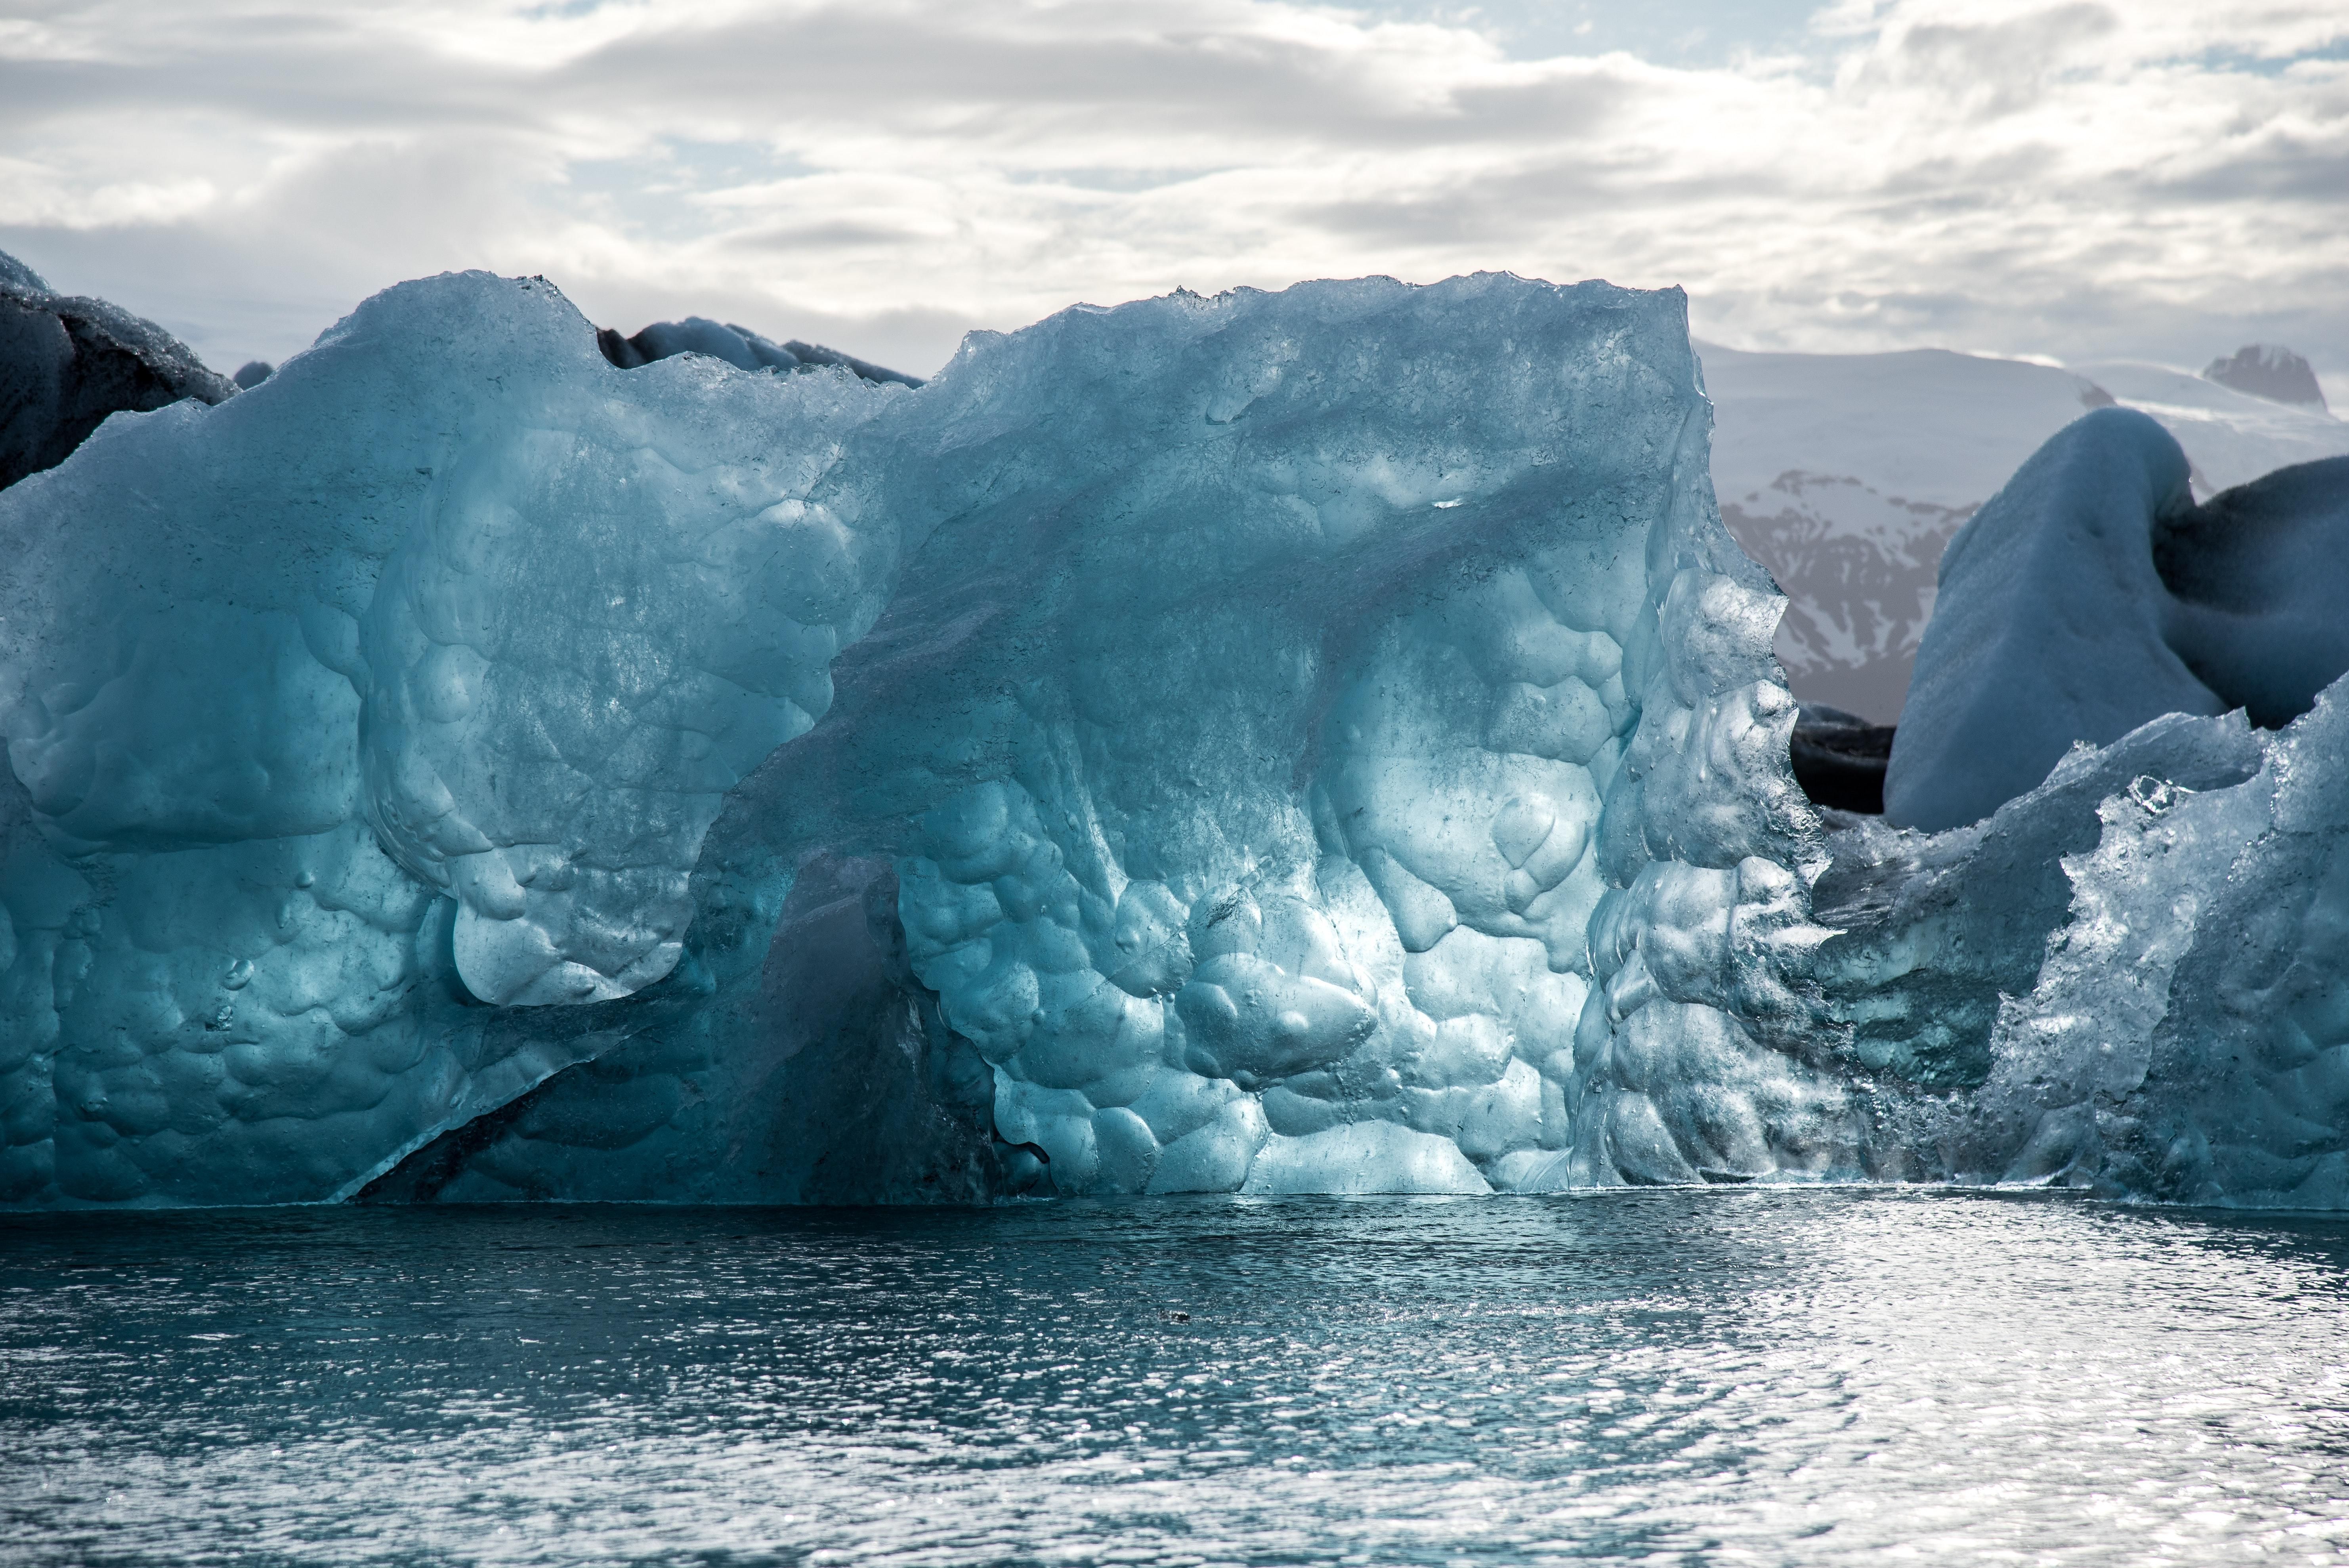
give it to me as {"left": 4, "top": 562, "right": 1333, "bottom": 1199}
{"left": 2, "top": 1190, "right": 2347, "bottom": 1566}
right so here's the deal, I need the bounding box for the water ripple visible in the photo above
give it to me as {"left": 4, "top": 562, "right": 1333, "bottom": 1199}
{"left": 3, "top": 1190, "right": 2347, "bottom": 1565}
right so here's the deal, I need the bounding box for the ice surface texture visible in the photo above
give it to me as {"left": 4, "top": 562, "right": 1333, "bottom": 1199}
{"left": 2, "top": 269, "right": 1840, "bottom": 1205}
{"left": 1888, "top": 408, "right": 2349, "bottom": 831}
{"left": 7, "top": 267, "right": 2349, "bottom": 1211}
{"left": 1, "top": 273, "right": 915, "bottom": 1202}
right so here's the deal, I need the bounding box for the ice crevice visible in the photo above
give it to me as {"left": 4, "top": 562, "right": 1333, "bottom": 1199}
{"left": 3, "top": 268, "right": 2347, "bottom": 1209}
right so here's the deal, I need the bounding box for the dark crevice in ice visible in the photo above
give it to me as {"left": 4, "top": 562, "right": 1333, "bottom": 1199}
{"left": 1789, "top": 704, "right": 1893, "bottom": 814}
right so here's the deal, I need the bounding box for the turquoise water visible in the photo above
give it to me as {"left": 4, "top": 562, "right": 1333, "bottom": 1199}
{"left": 3, "top": 1191, "right": 2347, "bottom": 1566}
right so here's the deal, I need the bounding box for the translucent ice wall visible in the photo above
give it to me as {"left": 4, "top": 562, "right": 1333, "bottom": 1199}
{"left": 7, "top": 266, "right": 2349, "bottom": 1211}
{"left": 1, "top": 269, "right": 1850, "bottom": 1205}
{"left": 0, "top": 275, "right": 907, "bottom": 1203}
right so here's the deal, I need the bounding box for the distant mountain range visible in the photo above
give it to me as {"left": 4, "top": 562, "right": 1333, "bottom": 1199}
{"left": 2204, "top": 344, "right": 2328, "bottom": 410}
{"left": 1704, "top": 342, "right": 2349, "bottom": 722}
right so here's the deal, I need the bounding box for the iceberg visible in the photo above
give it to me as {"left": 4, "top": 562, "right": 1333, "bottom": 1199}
{"left": 2, "top": 255, "right": 235, "bottom": 492}
{"left": 1887, "top": 408, "right": 2349, "bottom": 831}
{"left": 4, "top": 264, "right": 2349, "bottom": 1212}
{"left": 2, "top": 268, "right": 1819, "bottom": 1205}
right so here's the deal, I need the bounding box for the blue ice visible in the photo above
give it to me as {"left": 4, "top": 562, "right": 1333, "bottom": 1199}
{"left": 5, "top": 268, "right": 2349, "bottom": 1211}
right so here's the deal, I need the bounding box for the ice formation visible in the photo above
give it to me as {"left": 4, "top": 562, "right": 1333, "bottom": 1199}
{"left": 5, "top": 265, "right": 2349, "bottom": 1211}
{"left": 1, "top": 254, "right": 235, "bottom": 491}
{"left": 1707, "top": 342, "right": 2349, "bottom": 724}
{"left": 1887, "top": 408, "right": 2349, "bottom": 831}
{"left": 596, "top": 315, "right": 923, "bottom": 388}
{"left": 1, "top": 268, "right": 1826, "bottom": 1205}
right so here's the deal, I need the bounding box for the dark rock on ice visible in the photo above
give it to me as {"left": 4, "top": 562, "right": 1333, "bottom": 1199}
{"left": 0, "top": 249, "right": 237, "bottom": 492}
{"left": 2203, "top": 344, "right": 2327, "bottom": 410}
{"left": 597, "top": 314, "right": 923, "bottom": 388}
{"left": 233, "top": 360, "right": 275, "bottom": 390}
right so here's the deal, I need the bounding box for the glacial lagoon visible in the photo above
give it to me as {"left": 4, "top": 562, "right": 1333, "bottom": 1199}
{"left": 10, "top": 260, "right": 2349, "bottom": 1566}
{"left": 5, "top": 1191, "right": 2347, "bottom": 1566}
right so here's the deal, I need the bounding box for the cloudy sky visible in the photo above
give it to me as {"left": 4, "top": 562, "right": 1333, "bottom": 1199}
{"left": 3, "top": 0, "right": 2344, "bottom": 392}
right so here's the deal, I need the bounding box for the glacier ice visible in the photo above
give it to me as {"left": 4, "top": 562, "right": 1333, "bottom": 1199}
{"left": 596, "top": 315, "right": 923, "bottom": 389}
{"left": 1888, "top": 407, "right": 2349, "bottom": 831}
{"left": 5, "top": 264, "right": 2349, "bottom": 1212}
{"left": 1707, "top": 342, "right": 2349, "bottom": 725}
{"left": 2, "top": 252, "right": 236, "bottom": 492}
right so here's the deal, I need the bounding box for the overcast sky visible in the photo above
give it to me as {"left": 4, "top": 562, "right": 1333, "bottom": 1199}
{"left": 3, "top": 0, "right": 2344, "bottom": 392}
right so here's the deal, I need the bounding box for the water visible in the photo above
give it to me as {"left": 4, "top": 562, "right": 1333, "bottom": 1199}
{"left": 2, "top": 1191, "right": 2346, "bottom": 1567}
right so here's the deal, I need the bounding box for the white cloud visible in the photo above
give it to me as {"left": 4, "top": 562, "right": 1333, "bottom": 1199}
{"left": 0, "top": 0, "right": 2342, "bottom": 384}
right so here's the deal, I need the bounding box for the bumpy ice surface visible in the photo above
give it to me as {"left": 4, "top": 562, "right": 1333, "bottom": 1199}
{"left": 1, "top": 269, "right": 1837, "bottom": 1205}
{"left": 6, "top": 268, "right": 2349, "bottom": 1211}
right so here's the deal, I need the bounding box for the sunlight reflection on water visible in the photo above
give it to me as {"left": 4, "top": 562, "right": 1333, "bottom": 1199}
{"left": 4, "top": 1190, "right": 2348, "bottom": 1566}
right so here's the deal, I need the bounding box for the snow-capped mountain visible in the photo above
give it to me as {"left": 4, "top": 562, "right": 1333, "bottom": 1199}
{"left": 2074, "top": 359, "right": 2347, "bottom": 490}
{"left": 1704, "top": 342, "right": 2349, "bottom": 722}
{"left": 2202, "top": 344, "right": 2328, "bottom": 410}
